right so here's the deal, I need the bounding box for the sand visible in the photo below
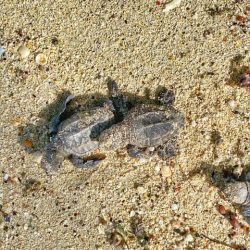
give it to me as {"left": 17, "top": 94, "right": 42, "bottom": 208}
{"left": 1, "top": 0, "right": 250, "bottom": 249}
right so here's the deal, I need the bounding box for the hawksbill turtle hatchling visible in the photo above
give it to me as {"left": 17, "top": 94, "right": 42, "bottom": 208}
{"left": 40, "top": 78, "right": 128, "bottom": 174}
{"left": 99, "top": 88, "right": 184, "bottom": 159}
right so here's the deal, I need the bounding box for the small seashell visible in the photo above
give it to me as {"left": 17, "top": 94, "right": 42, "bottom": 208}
{"left": 223, "top": 181, "right": 250, "bottom": 223}
{"left": 163, "top": 0, "right": 182, "bottom": 13}
{"left": 35, "top": 53, "right": 47, "bottom": 65}
{"left": 223, "top": 181, "right": 250, "bottom": 205}
{"left": 17, "top": 45, "right": 30, "bottom": 59}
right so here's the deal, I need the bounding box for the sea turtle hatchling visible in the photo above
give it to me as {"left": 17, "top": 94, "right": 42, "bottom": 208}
{"left": 41, "top": 79, "right": 128, "bottom": 174}
{"left": 99, "top": 88, "right": 184, "bottom": 159}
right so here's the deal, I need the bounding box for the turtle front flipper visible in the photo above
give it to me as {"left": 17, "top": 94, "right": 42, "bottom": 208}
{"left": 41, "top": 146, "right": 65, "bottom": 174}
{"left": 69, "top": 155, "right": 103, "bottom": 168}
{"left": 49, "top": 91, "right": 74, "bottom": 136}
{"left": 106, "top": 77, "right": 129, "bottom": 122}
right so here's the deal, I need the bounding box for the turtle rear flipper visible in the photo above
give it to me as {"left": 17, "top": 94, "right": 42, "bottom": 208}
{"left": 127, "top": 144, "right": 144, "bottom": 158}
{"left": 41, "top": 148, "right": 65, "bottom": 175}
{"left": 69, "top": 155, "right": 103, "bottom": 168}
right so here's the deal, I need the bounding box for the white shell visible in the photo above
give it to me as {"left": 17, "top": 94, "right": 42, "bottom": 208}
{"left": 163, "top": 0, "right": 182, "bottom": 13}
{"left": 35, "top": 53, "right": 47, "bottom": 65}
{"left": 17, "top": 45, "right": 30, "bottom": 59}
{"left": 223, "top": 181, "right": 250, "bottom": 205}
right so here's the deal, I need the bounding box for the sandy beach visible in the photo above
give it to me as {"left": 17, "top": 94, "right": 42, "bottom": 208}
{"left": 1, "top": 0, "right": 250, "bottom": 249}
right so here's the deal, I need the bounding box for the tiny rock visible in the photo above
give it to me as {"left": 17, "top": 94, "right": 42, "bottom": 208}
{"left": 155, "top": 163, "right": 161, "bottom": 173}
{"left": 218, "top": 204, "right": 227, "bottom": 215}
{"left": 161, "top": 165, "right": 172, "bottom": 178}
{"left": 17, "top": 45, "right": 30, "bottom": 59}
{"left": 3, "top": 174, "right": 9, "bottom": 182}
{"left": 32, "top": 151, "right": 43, "bottom": 164}
{"left": 185, "top": 234, "right": 194, "bottom": 242}
{"left": 137, "top": 186, "right": 147, "bottom": 194}
{"left": 130, "top": 210, "right": 136, "bottom": 217}
{"left": 171, "top": 203, "right": 179, "bottom": 211}
{"left": 228, "top": 100, "right": 237, "bottom": 110}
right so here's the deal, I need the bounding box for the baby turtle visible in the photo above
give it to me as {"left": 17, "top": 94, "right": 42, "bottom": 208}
{"left": 41, "top": 79, "right": 128, "bottom": 174}
{"left": 99, "top": 88, "right": 184, "bottom": 159}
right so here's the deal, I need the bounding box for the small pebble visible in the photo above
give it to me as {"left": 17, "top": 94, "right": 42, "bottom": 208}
{"left": 0, "top": 47, "right": 5, "bottom": 58}
{"left": 3, "top": 214, "right": 11, "bottom": 222}
{"left": 185, "top": 234, "right": 194, "bottom": 242}
{"left": 3, "top": 174, "right": 9, "bottom": 182}
{"left": 137, "top": 186, "right": 147, "bottom": 194}
{"left": 35, "top": 53, "right": 47, "bottom": 65}
{"left": 130, "top": 210, "right": 136, "bottom": 217}
{"left": 161, "top": 165, "right": 172, "bottom": 178}
{"left": 155, "top": 164, "right": 161, "bottom": 173}
{"left": 171, "top": 203, "right": 179, "bottom": 211}
{"left": 32, "top": 151, "right": 43, "bottom": 163}
{"left": 228, "top": 100, "right": 237, "bottom": 110}
{"left": 17, "top": 45, "right": 30, "bottom": 59}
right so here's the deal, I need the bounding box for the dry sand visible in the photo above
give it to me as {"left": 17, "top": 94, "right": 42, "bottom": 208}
{"left": 1, "top": 0, "right": 250, "bottom": 249}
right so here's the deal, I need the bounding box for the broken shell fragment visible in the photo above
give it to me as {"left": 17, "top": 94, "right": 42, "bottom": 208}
{"left": 17, "top": 45, "right": 30, "bottom": 59}
{"left": 35, "top": 53, "right": 47, "bottom": 65}
{"left": 163, "top": 0, "right": 182, "bottom": 13}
